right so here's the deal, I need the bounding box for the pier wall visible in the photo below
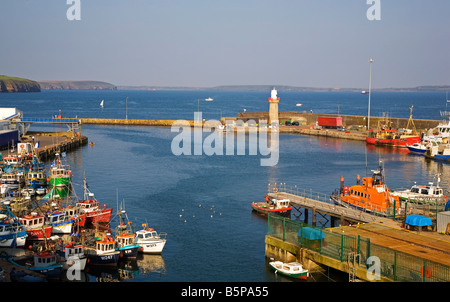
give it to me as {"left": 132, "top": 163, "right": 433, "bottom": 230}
{"left": 237, "top": 112, "right": 442, "bottom": 131}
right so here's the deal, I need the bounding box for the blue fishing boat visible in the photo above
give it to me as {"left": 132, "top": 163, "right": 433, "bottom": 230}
{"left": 113, "top": 200, "right": 140, "bottom": 259}
{"left": 0, "top": 204, "right": 27, "bottom": 247}
{"left": 84, "top": 235, "right": 120, "bottom": 266}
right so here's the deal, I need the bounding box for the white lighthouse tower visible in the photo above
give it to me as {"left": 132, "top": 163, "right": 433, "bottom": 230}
{"left": 268, "top": 87, "right": 279, "bottom": 125}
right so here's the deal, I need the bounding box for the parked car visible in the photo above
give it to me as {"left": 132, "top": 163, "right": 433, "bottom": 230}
{"left": 292, "top": 121, "right": 299, "bottom": 126}
{"left": 285, "top": 121, "right": 292, "bottom": 126}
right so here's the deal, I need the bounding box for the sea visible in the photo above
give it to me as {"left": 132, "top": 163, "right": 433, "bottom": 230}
{"left": 0, "top": 89, "right": 449, "bottom": 284}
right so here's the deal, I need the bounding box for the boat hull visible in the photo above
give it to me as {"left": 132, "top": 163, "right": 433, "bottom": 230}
{"left": 366, "top": 136, "right": 420, "bottom": 148}
{"left": 50, "top": 176, "right": 71, "bottom": 188}
{"left": 251, "top": 202, "right": 291, "bottom": 217}
{"left": 25, "top": 226, "right": 52, "bottom": 241}
{"left": 137, "top": 240, "right": 166, "bottom": 254}
{"left": 86, "top": 208, "right": 113, "bottom": 225}
{"left": 118, "top": 245, "right": 140, "bottom": 259}
{"left": 86, "top": 252, "right": 120, "bottom": 266}
{"left": 269, "top": 262, "right": 309, "bottom": 280}
{"left": 0, "top": 232, "right": 27, "bottom": 247}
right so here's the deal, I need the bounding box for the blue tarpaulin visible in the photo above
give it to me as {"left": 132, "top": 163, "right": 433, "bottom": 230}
{"left": 405, "top": 215, "right": 432, "bottom": 227}
{"left": 298, "top": 227, "right": 325, "bottom": 240}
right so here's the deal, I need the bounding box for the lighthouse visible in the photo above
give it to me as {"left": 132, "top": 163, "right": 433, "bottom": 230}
{"left": 268, "top": 87, "right": 279, "bottom": 125}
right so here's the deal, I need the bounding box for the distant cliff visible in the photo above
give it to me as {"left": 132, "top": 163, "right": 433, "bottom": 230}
{"left": 0, "top": 75, "right": 41, "bottom": 93}
{"left": 39, "top": 81, "right": 117, "bottom": 90}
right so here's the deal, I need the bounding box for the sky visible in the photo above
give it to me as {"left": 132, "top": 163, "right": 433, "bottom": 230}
{"left": 0, "top": 0, "right": 449, "bottom": 88}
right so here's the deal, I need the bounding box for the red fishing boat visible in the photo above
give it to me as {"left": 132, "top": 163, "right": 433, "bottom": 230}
{"left": 75, "top": 178, "right": 112, "bottom": 225}
{"left": 366, "top": 107, "right": 420, "bottom": 148}
{"left": 251, "top": 196, "right": 291, "bottom": 217}
{"left": 18, "top": 212, "right": 52, "bottom": 241}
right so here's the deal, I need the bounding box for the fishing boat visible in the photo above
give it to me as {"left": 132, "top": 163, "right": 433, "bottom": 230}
{"left": 1, "top": 172, "right": 25, "bottom": 195}
{"left": 407, "top": 142, "right": 428, "bottom": 154}
{"left": 296, "top": 103, "right": 302, "bottom": 107}
{"left": 18, "top": 212, "right": 52, "bottom": 242}
{"left": 84, "top": 234, "right": 120, "bottom": 266}
{"left": 64, "top": 204, "right": 87, "bottom": 228}
{"left": 251, "top": 197, "right": 291, "bottom": 217}
{"left": 26, "top": 170, "right": 47, "bottom": 189}
{"left": 9, "top": 251, "right": 63, "bottom": 279}
{"left": 59, "top": 241, "right": 87, "bottom": 270}
{"left": 46, "top": 210, "right": 73, "bottom": 234}
{"left": 135, "top": 223, "right": 167, "bottom": 254}
{"left": 205, "top": 97, "right": 213, "bottom": 101}
{"left": 392, "top": 176, "right": 448, "bottom": 205}
{"left": 424, "top": 143, "right": 450, "bottom": 161}
{"left": 0, "top": 204, "right": 27, "bottom": 247}
{"left": 366, "top": 109, "right": 420, "bottom": 148}
{"left": 330, "top": 161, "right": 400, "bottom": 216}
{"left": 76, "top": 192, "right": 112, "bottom": 225}
{"left": 48, "top": 153, "right": 72, "bottom": 188}
{"left": 269, "top": 261, "right": 309, "bottom": 280}
{"left": 113, "top": 200, "right": 140, "bottom": 259}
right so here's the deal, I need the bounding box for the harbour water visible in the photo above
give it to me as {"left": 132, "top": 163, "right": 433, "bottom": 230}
{"left": 0, "top": 90, "right": 449, "bottom": 282}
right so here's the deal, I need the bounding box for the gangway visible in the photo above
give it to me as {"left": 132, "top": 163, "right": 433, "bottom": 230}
{"left": 12, "top": 117, "right": 81, "bottom": 136}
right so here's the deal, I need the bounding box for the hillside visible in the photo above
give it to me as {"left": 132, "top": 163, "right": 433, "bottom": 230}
{"left": 39, "top": 80, "right": 117, "bottom": 90}
{"left": 0, "top": 75, "right": 41, "bottom": 93}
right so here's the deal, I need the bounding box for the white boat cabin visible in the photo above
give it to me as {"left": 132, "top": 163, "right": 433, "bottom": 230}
{"left": 19, "top": 212, "right": 45, "bottom": 229}
{"left": 33, "top": 251, "right": 58, "bottom": 268}
{"left": 47, "top": 211, "right": 67, "bottom": 225}
{"left": 50, "top": 167, "right": 71, "bottom": 178}
{"left": 116, "top": 233, "right": 136, "bottom": 248}
{"left": 409, "top": 184, "right": 444, "bottom": 197}
{"left": 270, "top": 199, "right": 291, "bottom": 209}
{"left": 64, "top": 242, "right": 84, "bottom": 259}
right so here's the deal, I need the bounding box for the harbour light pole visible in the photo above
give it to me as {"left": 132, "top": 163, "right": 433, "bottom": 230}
{"left": 367, "top": 58, "right": 374, "bottom": 130}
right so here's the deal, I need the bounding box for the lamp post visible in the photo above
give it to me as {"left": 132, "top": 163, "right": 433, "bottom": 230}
{"left": 367, "top": 58, "right": 374, "bottom": 130}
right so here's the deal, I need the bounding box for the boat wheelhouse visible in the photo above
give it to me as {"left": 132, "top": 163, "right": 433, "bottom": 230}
{"left": 9, "top": 251, "right": 63, "bottom": 279}
{"left": 46, "top": 210, "right": 73, "bottom": 234}
{"left": 59, "top": 242, "right": 87, "bottom": 270}
{"left": 49, "top": 153, "right": 72, "bottom": 188}
{"left": 84, "top": 235, "right": 120, "bottom": 266}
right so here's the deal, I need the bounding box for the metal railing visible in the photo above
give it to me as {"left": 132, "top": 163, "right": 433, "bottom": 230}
{"left": 267, "top": 214, "right": 450, "bottom": 282}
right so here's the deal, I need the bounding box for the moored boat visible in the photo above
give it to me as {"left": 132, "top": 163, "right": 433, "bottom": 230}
{"left": 269, "top": 261, "right": 309, "bottom": 280}
{"left": 0, "top": 204, "right": 27, "bottom": 247}
{"left": 135, "top": 223, "right": 167, "bottom": 254}
{"left": 251, "top": 197, "right": 291, "bottom": 217}
{"left": 46, "top": 210, "right": 73, "bottom": 234}
{"left": 9, "top": 251, "right": 63, "bottom": 279}
{"left": 18, "top": 212, "right": 53, "bottom": 242}
{"left": 391, "top": 175, "right": 448, "bottom": 205}
{"left": 59, "top": 241, "right": 87, "bottom": 270}
{"left": 330, "top": 161, "right": 400, "bottom": 216}
{"left": 84, "top": 234, "right": 120, "bottom": 266}
{"left": 48, "top": 153, "right": 72, "bottom": 188}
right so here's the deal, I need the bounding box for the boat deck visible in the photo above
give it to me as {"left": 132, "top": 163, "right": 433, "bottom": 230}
{"left": 328, "top": 223, "right": 450, "bottom": 267}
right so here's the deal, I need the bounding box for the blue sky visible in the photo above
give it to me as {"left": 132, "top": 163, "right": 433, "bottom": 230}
{"left": 0, "top": 0, "right": 449, "bottom": 88}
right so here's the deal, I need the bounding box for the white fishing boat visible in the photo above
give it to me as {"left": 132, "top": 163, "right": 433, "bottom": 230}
{"left": 135, "top": 223, "right": 167, "bottom": 254}
{"left": 392, "top": 175, "right": 448, "bottom": 205}
{"left": 205, "top": 97, "right": 213, "bottom": 101}
{"left": 269, "top": 261, "right": 309, "bottom": 279}
{"left": 296, "top": 103, "right": 302, "bottom": 107}
{"left": 59, "top": 242, "right": 87, "bottom": 270}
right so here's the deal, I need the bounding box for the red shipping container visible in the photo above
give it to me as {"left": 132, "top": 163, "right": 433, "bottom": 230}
{"left": 317, "top": 117, "right": 342, "bottom": 127}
